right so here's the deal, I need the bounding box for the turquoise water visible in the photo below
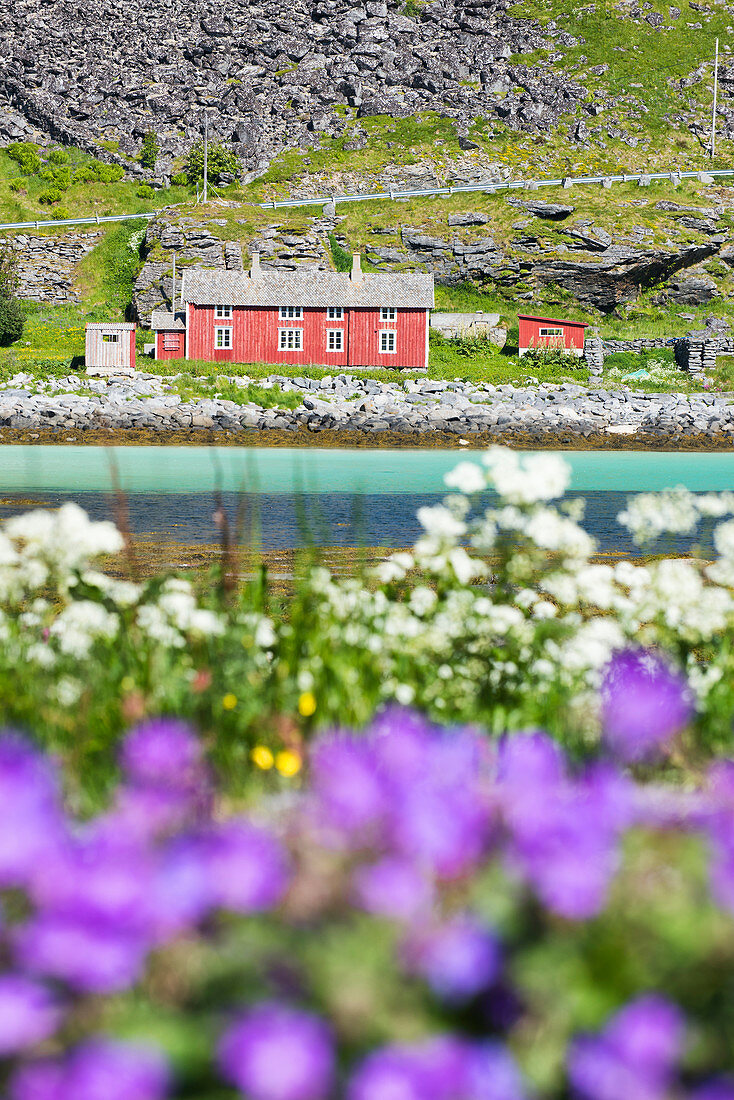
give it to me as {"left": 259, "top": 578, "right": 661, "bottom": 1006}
{"left": 0, "top": 446, "right": 732, "bottom": 552}
{"left": 0, "top": 446, "right": 734, "bottom": 494}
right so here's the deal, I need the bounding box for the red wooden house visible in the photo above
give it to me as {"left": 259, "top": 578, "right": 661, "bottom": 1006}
{"left": 518, "top": 314, "right": 588, "bottom": 358}
{"left": 153, "top": 254, "right": 434, "bottom": 370}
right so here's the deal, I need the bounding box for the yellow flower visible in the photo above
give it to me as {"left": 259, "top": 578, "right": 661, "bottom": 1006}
{"left": 298, "top": 691, "right": 317, "bottom": 717}
{"left": 251, "top": 745, "right": 274, "bottom": 770}
{"left": 276, "top": 750, "right": 302, "bottom": 777}
{"left": 222, "top": 693, "right": 238, "bottom": 710}
{"left": 120, "top": 675, "right": 135, "bottom": 693}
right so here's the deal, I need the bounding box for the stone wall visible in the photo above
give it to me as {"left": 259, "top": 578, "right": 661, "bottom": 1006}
{"left": 2, "top": 231, "right": 103, "bottom": 304}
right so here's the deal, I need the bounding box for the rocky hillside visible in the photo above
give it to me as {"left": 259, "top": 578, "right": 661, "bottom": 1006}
{"left": 133, "top": 179, "right": 734, "bottom": 326}
{"left": 3, "top": 0, "right": 734, "bottom": 183}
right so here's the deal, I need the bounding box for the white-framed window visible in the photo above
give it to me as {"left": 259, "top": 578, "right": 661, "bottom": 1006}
{"left": 327, "top": 307, "right": 343, "bottom": 320}
{"left": 326, "top": 329, "right": 343, "bottom": 352}
{"left": 380, "top": 307, "right": 396, "bottom": 322}
{"left": 379, "top": 330, "right": 396, "bottom": 354}
{"left": 280, "top": 306, "right": 302, "bottom": 320}
{"left": 215, "top": 327, "right": 232, "bottom": 349}
{"left": 539, "top": 327, "right": 564, "bottom": 338}
{"left": 101, "top": 333, "right": 119, "bottom": 343}
{"left": 215, "top": 305, "right": 232, "bottom": 319}
{"left": 279, "top": 328, "right": 303, "bottom": 351}
{"left": 162, "top": 334, "right": 179, "bottom": 351}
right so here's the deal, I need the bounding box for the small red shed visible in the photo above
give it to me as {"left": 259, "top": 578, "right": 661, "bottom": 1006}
{"left": 518, "top": 314, "right": 588, "bottom": 358}
{"left": 151, "top": 310, "right": 186, "bottom": 361}
{"left": 85, "top": 322, "right": 136, "bottom": 375}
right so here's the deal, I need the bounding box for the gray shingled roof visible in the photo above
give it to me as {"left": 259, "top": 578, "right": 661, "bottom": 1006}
{"left": 180, "top": 268, "right": 434, "bottom": 309}
{"left": 150, "top": 311, "right": 186, "bottom": 331}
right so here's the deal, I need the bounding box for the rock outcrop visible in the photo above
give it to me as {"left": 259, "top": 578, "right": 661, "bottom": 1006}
{"left": 2, "top": 231, "right": 103, "bottom": 303}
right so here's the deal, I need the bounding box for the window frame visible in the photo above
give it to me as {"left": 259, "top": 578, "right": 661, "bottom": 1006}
{"left": 379, "top": 330, "right": 397, "bottom": 354}
{"left": 215, "top": 305, "right": 233, "bottom": 319}
{"left": 279, "top": 306, "right": 302, "bottom": 320}
{"left": 162, "top": 333, "right": 180, "bottom": 351}
{"left": 101, "top": 333, "right": 119, "bottom": 344}
{"left": 327, "top": 307, "right": 343, "bottom": 320}
{"left": 279, "top": 327, "right": 304, "bottom": 351}
{"left": 380, "top": 307, "right": 397, "bottom": 322}
{"left": 214, "top": 326, "right": 233, "bottom": 350}
{"left": 539, "top": 327, "right": 564, "bottom": 338}
{"left": 326, "top": 328, "right": 343, "bottom": 353}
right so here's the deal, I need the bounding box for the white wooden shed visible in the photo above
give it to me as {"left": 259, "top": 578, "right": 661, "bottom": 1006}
{"left": 85, "top": 322, "right": 137, "bottom": 376}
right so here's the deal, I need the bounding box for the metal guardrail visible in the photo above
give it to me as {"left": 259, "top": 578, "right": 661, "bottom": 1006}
{"left": 0, "top": 211, "right": 157, "bottom": 232}
{"left": 0, "top": 167, "right": 731, "bottom": 230}
{"left": 256, "top": 168, "right": 734, "bottom": 210}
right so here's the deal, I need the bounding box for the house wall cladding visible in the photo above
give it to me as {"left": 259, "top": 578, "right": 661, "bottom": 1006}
{"left": 186, "top": 306, "right": 428, "bottom": 369}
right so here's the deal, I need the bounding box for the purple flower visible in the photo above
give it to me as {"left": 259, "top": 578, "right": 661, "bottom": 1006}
{"left": 569, "top": 995, "right": 685, "bottom": 1100}
{"left": 28, "top": 826, "right": 153, "bottom": 934}
{"left": 498, "top": 735, "right": 628, "bottom": 919}
{"left": 121, "top": 718, "right": 203, "bottom": 789}
{"left": 353, "top": 856, "right": 434, "bottom": 921}
{"left": 601, "top": 650, "right": 693, "bottom": 762}
{"left": 309, "top": 735, "right": 388, "bottom": 840}
{"left": 349, "top": 1037, "right": 525, "bottom": 1100}
{"left": 146, "top": 835, "right": 212, "bottom": 939}
{"left": 63, "top": 1038, "right": 170, "bottom": 1100}
{"left": 466, "top": 1043, "right": 526, "bottom": 1100}
{"left": 0, "top": 733, "right": 66, "bottom": 888}
{"left": 205, "top": 820, "right": 289, "bottom": 913}
{"left": 0, "top": 976, "right": 60, "bottom": 1055}
{"left": 348, "top": 1045, "right": 435, "bottom": 1100}
{"left": 15, "top": 915, "right": 147, "bottom": 993}
{"left": 218, "top": 1003, "right": 334, "bottom": 1100}
{"left": 10, "top": 1042, "right": 169, "bottom": 1100}
{"left": 403, "top": 916, "right": 501, "bottom": 1001}
{"left": 9, "top": 1060, "right": 65, "bottom": 1100}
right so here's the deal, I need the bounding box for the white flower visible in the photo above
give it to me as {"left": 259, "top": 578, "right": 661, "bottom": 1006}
{"left": 443, "top": 461, "right": 486, "bottom": 495}
{"left": 482, "top": 447, "right": 570, "bottom": 504}
{"left": 617, "top": 488, "right": 699, "bottom": 545}
{"left": 448, "top": 547, "right": 487, "bottom": 585}
{"left": 394, "top": 683, "right": 415, "bottom": 705}
{"left": 254, "top": 617, "right": 277, "bottom": 648}
{"left": 50, "top": 601, "right": 119, "bottom": 658}
{"left": 416, "top": 505, "right": 466, "bottom": 540}
{"left": 55, "top": 677, "right": 83, "bottom": 706}
{"left": 714, "top": 519, "right": 734, "bottom": 559}
{"left": 409, "top": 586, "right": 437, "bottom": 616}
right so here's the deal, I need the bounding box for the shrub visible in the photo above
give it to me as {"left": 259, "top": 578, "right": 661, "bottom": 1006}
{"left": 73, "top": 159, "right": 124, "bottom": 184}
{"left": 47, "top": 148, "right": 68, "bottom": 165}
{"left": 8, "top": 181, "right": 23, "bottom": 193}
{"left": 139, "top": 130, "right": 159, "bottom": 169}
{"left": 38, "top": 188, "right": 64, "bottom": 205}
{"left": 171, "top": 171, "right": 188, "bottom": 186}
{"left": 38, "top": 166, "right": 71, "bottom": 191}
{"left": 0, "top": 297, "right": 24, "bottom": 345}
{"left": 6, "top": 141, "right": 41, "bottom": 174}
{"left": 185, "top": 140, "right": 241, "bottom": 184}
{"left": 522, "top": 343, "right": 583, "bottom": 368}
{"left": 50, "top": 207, "right": 71, "bottom": 221}
{"left": 329, "top": 232, "right": 352, "bottom": 272}
{"left": 136, "top": 184, "right": 155, "bottom": 198}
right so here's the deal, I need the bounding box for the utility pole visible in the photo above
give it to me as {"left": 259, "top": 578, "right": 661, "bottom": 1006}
{"left": 203, "top": 112, "right": 209, "bottom": 203}
{"left": 711, "top": 37, "right": 719, "bottom": 159}
{"left": 171, "top": 253, "right": 176, "bottom": 315}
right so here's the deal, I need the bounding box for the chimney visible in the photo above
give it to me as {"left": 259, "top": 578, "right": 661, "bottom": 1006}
{"left": 350, "top": 252, "right": 363, "bottom": 283}
{"left": 250, "top": 251, "right": 261, "bottom": 280}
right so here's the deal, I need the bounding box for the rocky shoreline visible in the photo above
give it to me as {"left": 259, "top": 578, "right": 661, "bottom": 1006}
{"left": 0, "top": 371, "right": 733, "bottom": 449}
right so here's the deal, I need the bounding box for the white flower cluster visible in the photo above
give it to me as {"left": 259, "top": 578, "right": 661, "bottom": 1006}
{"left": 5, "top": 449, "right": 734, "bottom": 733}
